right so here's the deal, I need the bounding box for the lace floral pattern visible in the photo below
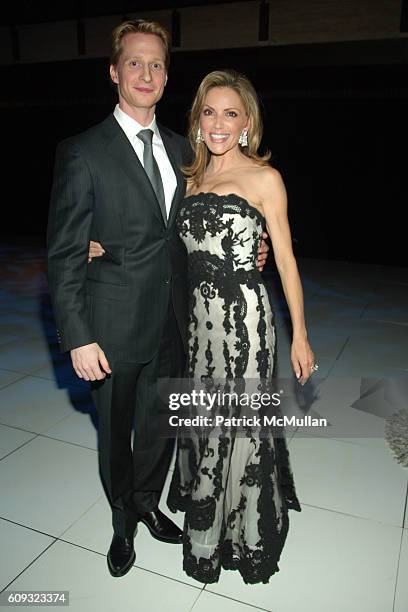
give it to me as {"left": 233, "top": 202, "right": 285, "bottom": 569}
{"left": 167, "top": 193, "right": 301, "bottom": 585}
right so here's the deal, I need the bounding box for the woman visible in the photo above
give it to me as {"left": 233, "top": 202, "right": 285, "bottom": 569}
{"left": 89, "top": 69, "right": 315, "bottom": 584}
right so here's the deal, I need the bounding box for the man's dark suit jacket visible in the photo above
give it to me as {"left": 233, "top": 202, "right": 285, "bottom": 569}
{"left": 47, "top": 113, "right": 191, "bottom": 363}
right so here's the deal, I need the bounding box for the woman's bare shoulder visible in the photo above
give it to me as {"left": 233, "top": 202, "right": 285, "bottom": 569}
{"left": 256, "top": 163, "right": 283, "bottom": 182}
{"left": 185, "top": 178, "right": 197, "bottom": 197}
{"left": 250, "top": 166, "right": 287, "bottom": 214}
{"left": 255, "top": 165, "right": 285, "bottom": 195}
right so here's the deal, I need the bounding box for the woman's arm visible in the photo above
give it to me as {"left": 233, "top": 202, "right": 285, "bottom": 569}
{"left": 259, "top": 167, "right": 315, "bottom": 385}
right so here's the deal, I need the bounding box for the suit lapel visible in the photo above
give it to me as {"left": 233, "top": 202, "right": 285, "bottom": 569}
{"left": 101, "top": 115, "right": 165, "bottom": 225}
{"left": 157, "top": 123, "right": 186, "bottom": 228}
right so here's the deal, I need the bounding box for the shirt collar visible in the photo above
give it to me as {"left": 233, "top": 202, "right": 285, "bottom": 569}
{"left": 113, "top": 104, "right": 160, "bottom": 142}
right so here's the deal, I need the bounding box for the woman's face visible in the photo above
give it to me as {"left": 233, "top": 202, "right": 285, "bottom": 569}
{"left": 199, "top": 86, "right": 249, "bottom": 156}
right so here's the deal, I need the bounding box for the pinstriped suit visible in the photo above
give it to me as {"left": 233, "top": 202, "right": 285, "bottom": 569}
{"left": 47, "top": 113, "right": 191, "bottom": 536}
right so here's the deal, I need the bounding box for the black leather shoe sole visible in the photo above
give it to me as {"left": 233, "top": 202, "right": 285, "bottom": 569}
{"left": 107, "top": 549, "right": 136, "bottom": 577}
{"left": 139, "top": 518, "right": 182, "bottom": 544}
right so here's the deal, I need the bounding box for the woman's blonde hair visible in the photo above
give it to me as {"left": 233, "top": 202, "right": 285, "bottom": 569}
{"left": 110, "top": 19, "right": 170, "bottom": 69}
{"left": 183, "top": 69, "right": 271, "bottom": 187}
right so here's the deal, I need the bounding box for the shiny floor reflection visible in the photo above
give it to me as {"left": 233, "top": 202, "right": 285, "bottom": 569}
{"left": 0, "top": 244, "right": 407, "bottom": 612}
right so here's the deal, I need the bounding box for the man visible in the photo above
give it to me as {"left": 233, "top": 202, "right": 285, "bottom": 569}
{"left": 47, "top": 19, "right": 268, "bottom": 578}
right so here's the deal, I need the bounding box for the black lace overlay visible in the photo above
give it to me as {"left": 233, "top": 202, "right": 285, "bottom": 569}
{"left": 167, "top": 193, "right": 301, "bottom": 585}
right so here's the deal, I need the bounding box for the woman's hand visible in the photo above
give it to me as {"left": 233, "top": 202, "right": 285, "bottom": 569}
{"left": 88, "top": 241, "right": 105, "bottom": 263}
{"left": 257, "top": 231, "right": 269, "bottom": 272}
{"left": 291, "top": 335, "right": 316, "bottom": 385}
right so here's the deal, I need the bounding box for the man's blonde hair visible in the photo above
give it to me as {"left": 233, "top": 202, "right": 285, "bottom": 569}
{"left": 110, "top": 19, "right": 170, "bottom": 68}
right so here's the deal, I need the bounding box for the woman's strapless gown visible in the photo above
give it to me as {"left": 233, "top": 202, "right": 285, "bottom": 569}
{"left": 167, "top": 192, "right": 301, "bottom": 584}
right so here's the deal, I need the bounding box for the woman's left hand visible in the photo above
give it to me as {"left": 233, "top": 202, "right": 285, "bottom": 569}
{"left": 291, "top": 335, "right": 316, "bottom": 385}
{"left": 257, "top": 231, "right": 270, "bottom": 272}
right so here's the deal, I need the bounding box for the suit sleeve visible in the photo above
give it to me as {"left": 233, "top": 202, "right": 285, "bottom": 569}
{"left": 47, "top": 139, "right": 96, "bottom": 353}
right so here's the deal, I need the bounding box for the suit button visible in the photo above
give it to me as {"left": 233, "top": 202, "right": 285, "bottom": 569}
{"left": 164, "top": 278, "right": 170, "bottom": 284}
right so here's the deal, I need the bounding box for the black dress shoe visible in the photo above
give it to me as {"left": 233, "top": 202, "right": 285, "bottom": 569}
{"left": 138, "top": 509, "right": 183, "bottom": 544}
{"left": 107, "top": 534, "right": 136, "bottom": 577}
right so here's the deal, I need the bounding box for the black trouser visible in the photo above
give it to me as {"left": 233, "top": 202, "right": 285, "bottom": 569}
{"left": 92, "top": 300, "right": 186, "bottom": 538}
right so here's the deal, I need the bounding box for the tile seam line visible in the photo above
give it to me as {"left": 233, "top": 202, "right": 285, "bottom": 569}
{"left": 297, "top": 502, "right": 406, "bottom": 529}
{"left": 0, "top": 539, "right": 58, "bottom": 593}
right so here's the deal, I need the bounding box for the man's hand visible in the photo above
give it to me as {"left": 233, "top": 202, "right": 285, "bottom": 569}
{"left": 257, "top": 231, "right": 270, "bottom": 272}
{"left": 88, "top": 241, "right": 104, "bottom": 263}
{"left": 70, "top": 342, "right": 112, "bottom": 381}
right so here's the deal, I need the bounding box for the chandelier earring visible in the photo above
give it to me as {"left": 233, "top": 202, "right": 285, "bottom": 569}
{"left": 238, "top": 130, "right": 248, "bottom": 147}
{"left": 196, "top": 127, "right": 204, "bottom": 143}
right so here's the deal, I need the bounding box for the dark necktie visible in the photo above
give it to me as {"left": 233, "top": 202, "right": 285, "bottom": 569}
{"left": 137, "top": 129, "right": 167, "bottom": 225}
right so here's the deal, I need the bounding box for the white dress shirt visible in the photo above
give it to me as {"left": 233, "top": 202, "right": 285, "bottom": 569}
{"left": 113, "top": 104, "right": 177, "bottom": 218}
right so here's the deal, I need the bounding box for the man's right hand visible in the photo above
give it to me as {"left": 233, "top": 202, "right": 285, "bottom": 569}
{"left": 70, "top": 342, "right": 112, "bottom": 381}
{"left": 88, "top": 241, "right": 104, "bottom": 263}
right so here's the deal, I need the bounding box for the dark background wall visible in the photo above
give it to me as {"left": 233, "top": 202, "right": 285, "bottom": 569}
{"left": 1, "top": 1, "right": 407, "bottom": 265}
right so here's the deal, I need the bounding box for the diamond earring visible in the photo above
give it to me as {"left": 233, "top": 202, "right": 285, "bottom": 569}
{"left": 238, "top": 130, "right": 248, "bottom": 147}
{"left": 196, "top": 127, "right": 204, "bottom": 143}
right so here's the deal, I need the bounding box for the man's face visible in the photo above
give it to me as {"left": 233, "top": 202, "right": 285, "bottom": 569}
{"left": 110, "top": 32, "right": 168, "bottom": 115}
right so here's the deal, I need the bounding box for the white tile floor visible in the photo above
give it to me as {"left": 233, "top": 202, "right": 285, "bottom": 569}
{"left": 0, "top": 244, "right": 407, "bottom": 612}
